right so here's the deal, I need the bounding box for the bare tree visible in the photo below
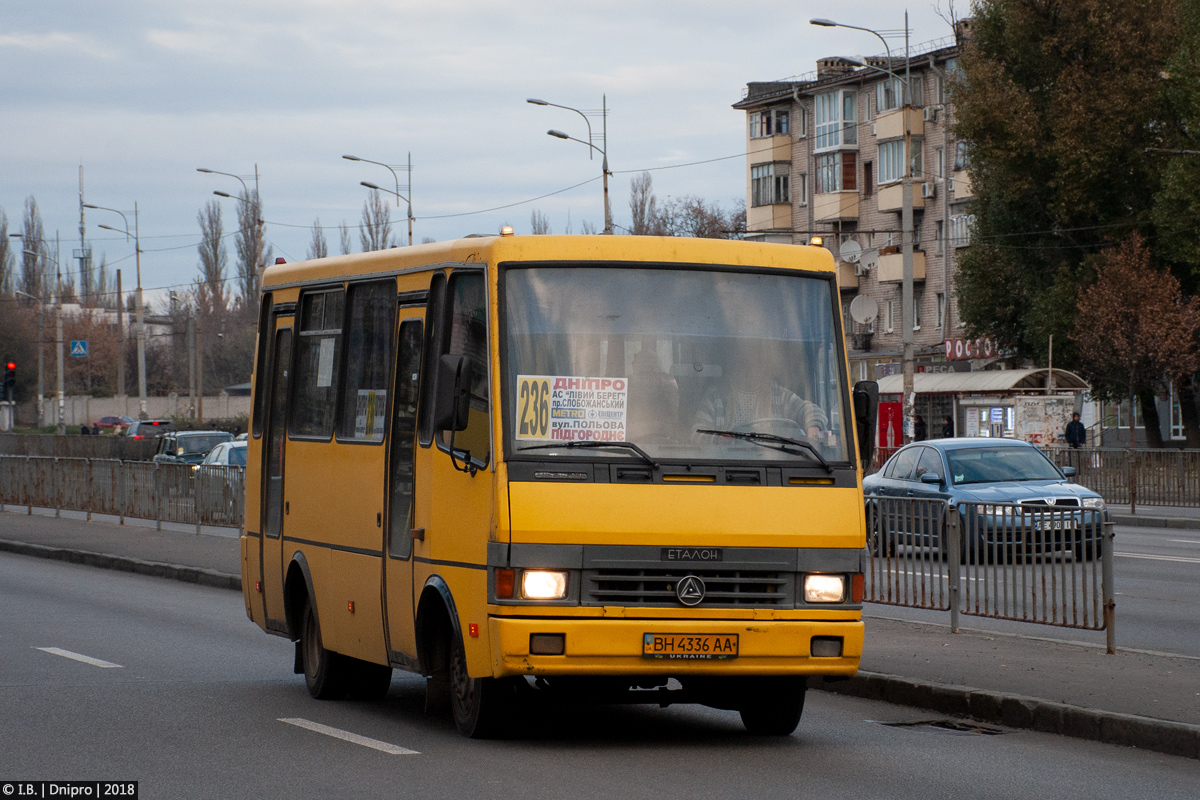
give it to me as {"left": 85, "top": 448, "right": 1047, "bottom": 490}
{"left": 359, "top": 189, "right": 395, "bottom": 252}
{"left": 530, "top": 209, "right": 551, "bottom": 235}
{"left": 581, "top": 219, "right": 598, "bottom": 235}
{"left": 233, "top": 189, "right": 271, "bottom": 310}
{"left": 195, "top": 201, "right": 229, "bottom": 317}
{"left": 629, "top": 172, "right": 657, "bottom": 235}
{"left": 308, "top": 218, "right": 328, "bottom": 260}
{"left": 0, "top": 209, "right": 12, "bottom": 295}
{"left": 21, "top": 196, "right": 46, "bottom": 302}
{"left": 339, "top": 222, "right": 353, "bottom": 255}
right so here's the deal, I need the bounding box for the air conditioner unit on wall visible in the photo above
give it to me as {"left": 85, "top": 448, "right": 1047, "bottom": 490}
{"left": 923, "top": 106, "right": 939, "bottom": 122}
{"left": 922, "top": 182, "right": 936, "bottom": 199}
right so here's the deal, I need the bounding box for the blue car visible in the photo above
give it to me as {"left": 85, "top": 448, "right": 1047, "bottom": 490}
{"left": 863, "top": 438, "right": 1107, "bottom": 561}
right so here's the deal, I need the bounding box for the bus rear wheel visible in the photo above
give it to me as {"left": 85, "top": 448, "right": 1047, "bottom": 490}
{"left": 300, "top": 600, "right": 350, "bottom": 700}
{"left": 738, "top": 678, "right": 806, "bottom": 736}
{"left": 449, "top": 633, "right": 512, "bottom": 738}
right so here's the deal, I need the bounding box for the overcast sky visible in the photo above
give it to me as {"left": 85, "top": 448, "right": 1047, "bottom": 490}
{"left": 1, "top": 1, "right": 956, "bottom": 306}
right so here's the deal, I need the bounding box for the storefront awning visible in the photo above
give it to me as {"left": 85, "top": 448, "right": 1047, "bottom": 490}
{"left": 876, "top": 368, "right": 1088, "bottom": 395}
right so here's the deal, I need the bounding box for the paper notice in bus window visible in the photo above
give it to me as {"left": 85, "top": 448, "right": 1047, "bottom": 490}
{"left": 515, "top": 375, "right": 628, "bottom": 443}
{"left": 355, "top": 389, "right": 387, "bottom": 440}
{"left": 317, "top": 338, "right": 336, "bottom": 388}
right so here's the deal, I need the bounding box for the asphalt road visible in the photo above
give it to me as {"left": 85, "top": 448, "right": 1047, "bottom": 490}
{"left": 2, "top": 554, "right": 1197, "bottom": 799}
{"left": 867, "top": 522, "right": 1200, "bottom": 658}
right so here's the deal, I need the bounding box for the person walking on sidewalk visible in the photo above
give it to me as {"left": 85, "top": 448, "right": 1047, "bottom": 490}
{"left": 1065, "top": 412, "right": 1086, "bottom": 448}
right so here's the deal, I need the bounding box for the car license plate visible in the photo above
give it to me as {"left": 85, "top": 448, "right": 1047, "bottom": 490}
{"left": 1033, "top": 518, "right": 1076, "bottom": 531}
{"left": 642, "top": 633, "right": 738, "bottom": 660}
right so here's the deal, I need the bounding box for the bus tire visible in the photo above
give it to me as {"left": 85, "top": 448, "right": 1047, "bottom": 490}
{"left": 738, "top": 678, "right": 805, "bottom": 736}
{"left": 345, "top": 660, "right": 393, "bottom": 700}
{"left": 449, "top": 632, "right": 510, "bottom": 738}
{"left": 300, "top": 599, "right": 350, "bottom": 700}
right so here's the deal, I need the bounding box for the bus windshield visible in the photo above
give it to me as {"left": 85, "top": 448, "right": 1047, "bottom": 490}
{"left": 503, "top": 265, "right": 851, "bottom": 465}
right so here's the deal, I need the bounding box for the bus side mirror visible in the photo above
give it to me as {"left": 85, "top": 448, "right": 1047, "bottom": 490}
{"left": 853, "top": 380, "right": 878, "bottom": 470}
{"left": 434, "top": 354, "right": 473, "bottom": 432}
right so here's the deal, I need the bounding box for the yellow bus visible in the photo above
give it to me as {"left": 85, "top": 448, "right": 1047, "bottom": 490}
{"left": 241, "top": 232, "right": 878, "bottom": 737}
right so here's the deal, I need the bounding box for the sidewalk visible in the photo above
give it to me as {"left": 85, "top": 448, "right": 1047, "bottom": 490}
{"left": 1107, "top": 503, "right": 1200, "bottom": 530}
{"left": 1, "top": 506, "right": 1197, "bottom": 760}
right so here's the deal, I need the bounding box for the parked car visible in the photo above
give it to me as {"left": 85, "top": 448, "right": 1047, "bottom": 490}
{"left": 863, "top": 438, "right": 1107, "bottom": 561}
{"left": 93, "top": 415, "right": 135, "bottom": 433}
{"left": 126, "top": 419, "right": 176, "bottom": 440}
{"left": 198, "top": 440, "right": 247, "bottom": 468}
{"left": 153, "top": 430, "right": 234, "bottom": 466}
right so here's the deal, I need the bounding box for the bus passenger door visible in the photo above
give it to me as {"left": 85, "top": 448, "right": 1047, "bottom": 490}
{"left": 261, "top": 327, "right": 292, "bottom": 633}
{"left": 384, "top": 317, "right": 424, "bottom": 667}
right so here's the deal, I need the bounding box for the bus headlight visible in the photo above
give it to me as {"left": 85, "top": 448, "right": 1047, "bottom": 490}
{"left": 803, "top": 574, "right": 847, "bottom": 603}
{"left": 522, "top": 570, "right": 569, "bottom": 600}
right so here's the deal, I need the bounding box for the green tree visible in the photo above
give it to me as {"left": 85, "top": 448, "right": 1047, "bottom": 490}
{"left": 953, "top": 0, "right": 1181, "bottom": 368}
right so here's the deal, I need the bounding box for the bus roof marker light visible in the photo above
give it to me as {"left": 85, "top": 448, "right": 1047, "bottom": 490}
{"left": 500, "top": 226, "right": 515, "bottom": 236}
{"left": 810, "top": 236, "right": 823, "bottom": 246}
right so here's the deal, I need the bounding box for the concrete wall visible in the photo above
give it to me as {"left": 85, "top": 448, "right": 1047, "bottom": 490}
{"left": 38, "top": 394, "right": 251, "bottom": 427}
{"left": 0, "top": 434, "right": 157, "bottom": 460}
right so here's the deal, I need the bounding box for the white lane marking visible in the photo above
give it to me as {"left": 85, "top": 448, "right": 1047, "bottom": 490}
{"left": 1114, "top": 551, "right": 1200, "bottom": 565}
{"left": 36, "top": 647, "right": 122, "bottom": 669}
{"left": 1169, "top": 539, "right": 1200, "bottom": 546}
{"left": 278, "top": 718, "right": 419, "bottom": 755}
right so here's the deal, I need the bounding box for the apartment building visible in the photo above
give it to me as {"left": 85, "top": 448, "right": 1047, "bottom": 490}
{"left": 733, "top": 21, "right": 976, "bottom": 388}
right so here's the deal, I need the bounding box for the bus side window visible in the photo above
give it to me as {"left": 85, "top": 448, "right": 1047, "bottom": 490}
{"left": 388, "top": 319, "right": 423, "bottom": 559}
{"left": 417, "top": 272, "right": 447, "bottom": 446}
{"left": 290, "top": 287, "right": 345, "bottom": 440}
{"left": 251, "top": 292, "right": 272, "bottom": 439}
{"left": 436, "top": 271, "right": 489, "bottom": 465}
{"left": 336, "top": 280, "right": 396, "bottom": 443}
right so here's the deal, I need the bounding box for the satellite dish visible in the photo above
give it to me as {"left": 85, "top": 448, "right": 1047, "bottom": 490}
{"left": 849, "top": 295, "right": 879, "bottom": 325}
{"left": 840, "top": 240, "right": 862, "bottom": 264}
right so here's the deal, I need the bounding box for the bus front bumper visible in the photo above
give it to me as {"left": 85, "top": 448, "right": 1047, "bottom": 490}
{"left": 489, "top": 617, "right": 862, "bottom": 678}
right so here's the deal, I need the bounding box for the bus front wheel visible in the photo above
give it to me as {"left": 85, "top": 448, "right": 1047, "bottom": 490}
{"left": 449, "top": 633, "right": 512, "bottom": 738}
{"left": 300, "top": 600, "right": 350, "bottom": 700}
{"left": 738, "top": 678, "right": 806, "bottom": 735}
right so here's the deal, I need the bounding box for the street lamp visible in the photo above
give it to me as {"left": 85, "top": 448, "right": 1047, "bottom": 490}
{"left": 198, "top": 166, "right": 266, "bottom": 289}
{"left": 527, "top": 96, "right": 613, "bottom": 235}
{"left": 811, "top": 14, "right": 915, "bottom": 443}
{"left": 86, "top": 202, "right": 148, "bottom": 419}
{"left": 343, "top": 154, "right": 414, "bottom": 246}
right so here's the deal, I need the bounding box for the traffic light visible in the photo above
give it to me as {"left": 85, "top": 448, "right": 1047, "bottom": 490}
{"left": 3, "top": 361, "right": 15, "bottom": 402}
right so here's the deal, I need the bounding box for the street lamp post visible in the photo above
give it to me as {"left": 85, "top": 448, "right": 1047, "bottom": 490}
{"left": 527, "top": 96, "right": 613, "bottom": 234}
{"left": 812, "top": 15, "right": 915, "bottom": 443}
{"left": 86, "top": 203, "right": 148, "bottom": 419}
{"left": 10, "top": 233, "right": 63, "bottom": 432}
{"left": 343, "top": 154, "right": 414, "bottom": 246}
{"left": 198, "top": 166, "right": 266, "bottom": 290}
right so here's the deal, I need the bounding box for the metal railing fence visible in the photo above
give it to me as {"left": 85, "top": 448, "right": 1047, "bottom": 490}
{"left": 865, "top": 496, "right": 1116, "bottom": 652}
{"left": 0, "top": 455, "right": 244, "bottom": 532}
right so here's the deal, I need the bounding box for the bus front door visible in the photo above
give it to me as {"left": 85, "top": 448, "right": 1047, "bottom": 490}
{"left": 383, "top": 317, "right": 424, "bottom": 667}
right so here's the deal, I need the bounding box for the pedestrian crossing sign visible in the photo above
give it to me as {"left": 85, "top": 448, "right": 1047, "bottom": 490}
{"left": 70, "top": 340, "right": 88, "bottom": 357}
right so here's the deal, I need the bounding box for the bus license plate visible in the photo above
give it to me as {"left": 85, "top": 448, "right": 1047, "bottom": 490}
{"left": 642, "top": 633, "right": 738, "bottom": 660}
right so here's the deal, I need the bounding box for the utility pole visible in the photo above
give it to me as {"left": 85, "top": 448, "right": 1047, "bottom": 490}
{"left": 55, "top": 304, "right": 64, "bottom": 436}
{"left": 116, "top": 269, "right": 126, "bottom": 399}
{"left": 188, "top": 313, "right": 197, "bottom": 420}
{"left": 901, "top": 10, "right": 915, "bottom": 443}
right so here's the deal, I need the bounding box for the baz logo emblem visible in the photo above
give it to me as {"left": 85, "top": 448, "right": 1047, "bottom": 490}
{"left": 675, "top": 575, "right": 706, "bottom": 606}
{"left": 661, "top": 548, "right": 723, "bottom": 562}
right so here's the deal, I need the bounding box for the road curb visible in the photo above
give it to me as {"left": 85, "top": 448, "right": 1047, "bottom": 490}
{"left": 812, "top": 672, "right": 1200, "bottom": 760}
{"left": 0, "top": 538, "right": 241, "bottom": 591}
{"left": 1111, "top": 513, "right": 1200, "bottom": 530}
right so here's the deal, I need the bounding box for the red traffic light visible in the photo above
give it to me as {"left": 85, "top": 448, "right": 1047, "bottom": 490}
{"left": 4, "top": 362, "right": 13, "bottom": 370}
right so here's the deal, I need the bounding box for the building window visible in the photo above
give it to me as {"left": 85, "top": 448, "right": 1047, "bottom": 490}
{"left": 937, "top": 293, "right": 945, "bottom": 328}
{"left": 751, "top": 162, "right": 790, "bottom": 206}
{"left": 934, "top": 147, "right": 944, "bottom": 178}
{"left": 955, "top": 141, "right": 971, "bottom": 171}
{"left": 750, "top": 108, "right": 790, "bottom": 139}
{"left": 796, "top": 172, "right": 808, "bottom": 205}
{"left": 935, "top": 220, "right": 945, "bottom": 255}
{"left": 815, "top": 90, "right": 857, "bottom": 150}
{"left": 815, "top": 152, "right": 857, "bottom": 193}
{"left": 950, "top": 213, "right": 976, "bottom": 247}
{"left": 862, "top": 161, "right": 874, "bottom": 197}
{"left": 886, "top": 299, "right": 895, "bottom": 333}
{"left": 876, "top": 77, "right": 904, "bottom": 113}
{"left": 878, "top": 140, "right": 923, "bottom": 185}
{"left": 913, "top": 291, "right": 922, "bottom": 330}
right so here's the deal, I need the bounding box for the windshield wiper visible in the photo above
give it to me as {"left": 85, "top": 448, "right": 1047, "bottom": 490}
{"left": 696, "top": 428, "right": 833, "bottom": 473}
{"left": 517, "top": 440, "right": 659, "bottom": 470}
